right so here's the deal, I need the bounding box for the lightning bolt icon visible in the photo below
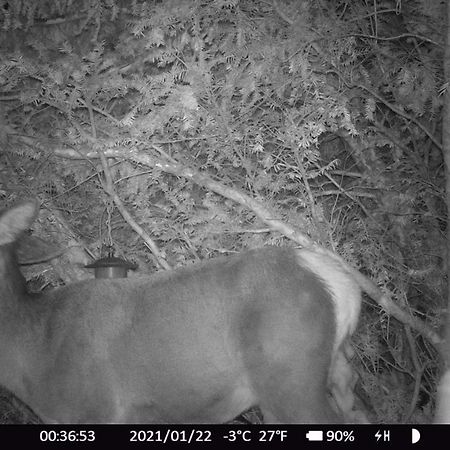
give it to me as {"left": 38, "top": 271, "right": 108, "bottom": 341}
{"left": 375, "top": 430, "right": 382, "bottom": 442}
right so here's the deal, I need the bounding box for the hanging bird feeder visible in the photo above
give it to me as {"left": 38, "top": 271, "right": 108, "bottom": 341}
{"left": 85, "top": 254, "right": 137, "bottom": 279}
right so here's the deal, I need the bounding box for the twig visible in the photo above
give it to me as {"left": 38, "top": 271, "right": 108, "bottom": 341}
{"left": 404, "top": 326, "right": 424, "bottom": 421}
{"left": 349, "top": 33, "right": 442, "bottom": 48}
{"left": 85, "top": 102, "right": 171, "bottom": 271}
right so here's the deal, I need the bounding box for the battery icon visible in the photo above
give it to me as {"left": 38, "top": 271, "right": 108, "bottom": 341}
{"left": 306, "top": 430, "right": 324, "bottom": 441}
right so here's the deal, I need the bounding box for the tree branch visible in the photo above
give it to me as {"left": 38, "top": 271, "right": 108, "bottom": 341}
{"left": 54, "top": 144, "right": 442, "bottom": 346}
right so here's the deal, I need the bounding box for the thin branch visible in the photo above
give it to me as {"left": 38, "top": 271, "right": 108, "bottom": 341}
{"left": 404, "top": 326, "right": 424, "bottom": 422}
{"left": 272, "top": 0, "right": 294, "bottom": 26}
{"left": 313, "top": 161, "right": 375, "bottom": 220}
{"left": 349, "top": 33, "right": 442, "bottom": 48}
{"left": 84, "top": 103, "right": 171, "bottom": 271}
{"left": 79, "top": 99, "right": 121, "bottom": 126}
{"left": 347, "top": 9, "right": 400, "bottom": 22}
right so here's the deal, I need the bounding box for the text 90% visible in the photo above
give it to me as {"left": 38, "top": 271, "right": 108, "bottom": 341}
{"left": 326, "top": 430, "right": 355, "bottom": 442}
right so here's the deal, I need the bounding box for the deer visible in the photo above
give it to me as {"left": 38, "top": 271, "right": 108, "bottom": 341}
{"left": 0, "top": 200, "right": 362, "bottom": 423}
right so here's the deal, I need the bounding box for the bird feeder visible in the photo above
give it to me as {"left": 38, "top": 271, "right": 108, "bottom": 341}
{"left": 85, "top": 255, "right": 137, "bottom": 279}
